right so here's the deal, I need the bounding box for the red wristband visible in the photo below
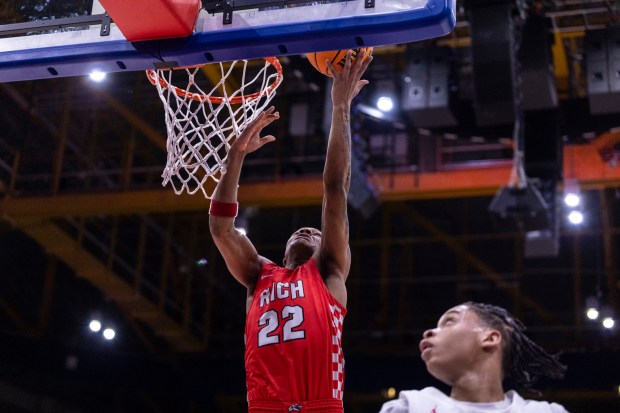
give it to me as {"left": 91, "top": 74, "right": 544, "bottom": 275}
{"left": 209, "top": 200, "right": 238, "bottom": 218}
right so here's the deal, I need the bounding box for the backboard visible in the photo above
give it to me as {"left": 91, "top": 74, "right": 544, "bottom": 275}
{"left": 0, "top": 0, "right": 456, "bottom": 82}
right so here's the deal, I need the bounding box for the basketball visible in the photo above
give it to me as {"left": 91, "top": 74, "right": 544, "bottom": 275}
{"left": 306, "top": 47, "right": 373, "bottom": 77}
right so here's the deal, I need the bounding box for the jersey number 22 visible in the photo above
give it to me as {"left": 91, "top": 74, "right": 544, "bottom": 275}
{"left": 258, "top": 305, "right": 305, "bottom": 346}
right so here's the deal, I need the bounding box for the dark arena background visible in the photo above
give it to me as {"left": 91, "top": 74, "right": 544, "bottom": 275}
{"left": 0, "top": 1, "right": 619, "bottom": 412}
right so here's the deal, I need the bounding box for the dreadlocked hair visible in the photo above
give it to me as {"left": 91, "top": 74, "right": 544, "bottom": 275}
{"left": 464, "top": 301, "right": 567, "bottom": 397}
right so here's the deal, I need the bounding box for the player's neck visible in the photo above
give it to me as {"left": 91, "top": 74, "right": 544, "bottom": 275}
{"left": 449, "top": 370, "right": 505, "bottom": 403}
{"left": 283, "top": 249, "right": 313, "bottom": 269}
{"left": 284, "top": 256, "right": 308, "bottom": 269}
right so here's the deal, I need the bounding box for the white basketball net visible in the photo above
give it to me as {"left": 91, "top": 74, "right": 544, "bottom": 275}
{"left": 147, "top": 58, "right": 283, "bottom": 198}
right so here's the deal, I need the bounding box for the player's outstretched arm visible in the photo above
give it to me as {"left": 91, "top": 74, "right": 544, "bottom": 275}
{"left": 209, "top": 107, "right": 280, "bottom": 289}
{"left": 318, "top": 51, "right": 372, "bottom": 307}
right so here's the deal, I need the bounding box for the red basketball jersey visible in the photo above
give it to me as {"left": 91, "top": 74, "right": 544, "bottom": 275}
{"left": 244, "top": 258, "right": 346, "bottom": 408}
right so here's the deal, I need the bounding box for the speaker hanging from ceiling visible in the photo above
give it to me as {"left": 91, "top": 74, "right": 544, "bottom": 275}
{"left": 585, "top": 26, "right": 620, "bottom": 115}
{"left": 469, "top": 1, "right": 516, "bottom": 126}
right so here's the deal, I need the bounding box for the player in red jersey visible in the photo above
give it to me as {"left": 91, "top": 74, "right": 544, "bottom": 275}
{"left": 209, "top": 50, "right": 372, "bottom": 413}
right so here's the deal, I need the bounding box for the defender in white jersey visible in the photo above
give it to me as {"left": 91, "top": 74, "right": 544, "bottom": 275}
{"left": 380, "top": 387, "right": 569, "bottom": 413}
{"left": 380, "top": 302, "right": 569, "bottom": 413}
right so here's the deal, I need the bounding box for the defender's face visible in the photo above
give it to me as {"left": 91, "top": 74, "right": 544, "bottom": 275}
{"left": 418, "top": 305, "right": 487, "bottom": 385}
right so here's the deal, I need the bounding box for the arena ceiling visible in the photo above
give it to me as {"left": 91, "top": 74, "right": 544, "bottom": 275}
{"left": 0, "top": 1, "right": 619, "bottom": 412}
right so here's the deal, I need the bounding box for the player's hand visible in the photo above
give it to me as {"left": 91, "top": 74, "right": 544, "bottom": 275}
{"left": 328, "top": 49, "right": 373, "bottom": 108}
{"left": 230, "top": 106, "right": 279, "bottom": 155}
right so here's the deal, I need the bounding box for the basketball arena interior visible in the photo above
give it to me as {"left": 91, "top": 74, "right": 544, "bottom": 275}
{"left": 0, "top": 1, "right": 619, "bottom": 412}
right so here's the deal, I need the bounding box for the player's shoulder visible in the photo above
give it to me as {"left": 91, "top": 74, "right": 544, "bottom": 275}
{"left": 521, "top": 400, "right": 570, "bottom": 413}
{"left": 379, "top": 387, "right": 450, "bottom": 413}
{"left": 258, "top": 256, "right": 276, "bottom": 269}
{"left": 413, "top": 386, "right": 451, "bottom": 401}
{"left": 507, "top": 391, "right": 570, "bottom": 413}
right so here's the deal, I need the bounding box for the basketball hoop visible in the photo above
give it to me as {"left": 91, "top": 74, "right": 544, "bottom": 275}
{"left": 146, "top": 57, "right": 283, "bottom": 198}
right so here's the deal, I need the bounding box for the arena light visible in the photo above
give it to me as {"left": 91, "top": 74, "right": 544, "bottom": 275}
{"left": 600, "top": 306, "right": 616, "bottom": 329}
{"left": 89, "top": 319, "right": 102, "bottom": 332}
{"left": 563, "top": 180, "right": 584, "bottom": 226}
{"left": 586, "top": 307, "right": 600, "bottom": 320}
{"left": 372, "top": 78, "right": 397, "bottom": 113}
{"left": 563, "top": 179, "right": 580, "bottom": 204}
{"left": 387, "top": 387, "right": 397, "bottom": 399}
{"left": 585, "top": 296, "right": 600, "bottom": 320}
{"left": 602, "top": 317, "right": 615, "bottom": 329}
{"left": 88, "top": 69, "right": 107, "bottom": 82}
{"left": 381, "top": 387, "right": 398, "bottom": 400}
{"left": 103, "top": 327, "right": 116, "bottom": 340}
{"left": 376, "top": 96, "right": 394, "bottom": 112}
{"left": 567, "top": 210, "right": 584, "bottom": 225}
{"left": 564, "top": 192, "right": 580, "bottom": 208}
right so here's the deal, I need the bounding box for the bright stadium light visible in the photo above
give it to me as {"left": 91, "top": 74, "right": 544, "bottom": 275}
{"left": 89, "top": 319, "right": 102, "bottom": 332}
{"left": 103, "top": 328, "right": 116, "bottom": 340}
{"left": 568, "top": 210, "right": 584, "bottom": 225}
{"left": 88, "top": 70, "right": 107, "bottom": 82}
{"left": 564, "top": 192, "right": 580, "bottom": 208}
{"left": 586, "top": 307, "right": 599, "bottom": 320}
{"left": 376, "top": 96, "right": 394, "bottom": 112}
{"left": 602, "top": 317, "right": 615, "bottom": 329}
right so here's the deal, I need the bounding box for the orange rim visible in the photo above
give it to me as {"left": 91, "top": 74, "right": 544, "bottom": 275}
{"left": 145, "top": 57, "right": 283, "bottom": 105}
